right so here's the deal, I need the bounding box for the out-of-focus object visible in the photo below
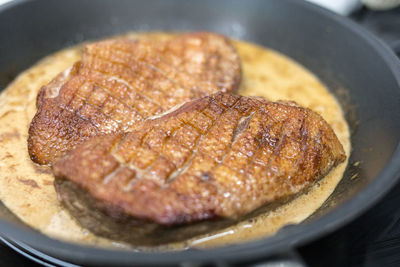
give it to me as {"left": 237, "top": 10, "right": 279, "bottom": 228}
{"left": 0, "top": 0, "right": 400, "bottom": 266}
{"left": 306, "top": 0, "right": 400, "bottom": 14}
{"left": 351, "top": 4, "right": 400, "bottom": 56}
{"left": 0, "top": 0, "right": 12, "bottom": 6}
{"left": 305, "top": 0, "right": 361, "bottom": 15}
{"left": 362, "top": 0, "right": 400, "bottom": 10}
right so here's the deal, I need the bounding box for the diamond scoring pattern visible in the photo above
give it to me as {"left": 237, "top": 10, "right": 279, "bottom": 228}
{"left": 28, "top": 32, "right": 241, "bottom": 165}
{"left": 53, "top": 93, "right": 346, "bottom": 225}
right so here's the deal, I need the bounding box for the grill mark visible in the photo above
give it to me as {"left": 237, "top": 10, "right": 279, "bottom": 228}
{"left": 112, "top": 129, "right": 150, "bottom": 164}
{"left": 181, "top": 121, "right": 204, "bottom": 135}
{"left": 110, "top": 134, "right": 131, "bottom": 164}
{"left": 107, "top": 133, "right": 152, "bottom": 189}
{"left": 169, "top": 125, "right": 195, "bottom": 152}
{"left": 207, "top": 46, "right": 227, "bottom": 88}
{"left": 86, "top": 55, "right": 175, "bottom": 100}
{"left": 233, "top": 112, "right": 255, "bottom": 144}
{"left": 75, "top": 81, "right": 98, "bottom": 116}
{"left": 83, "top": 136, "right": 125, "bottom": 185}
{"left": 212, "top": 109, "right": 255, "bottom": 173}
{"left": 77, "top": 86, "right": 123, "bottom": 128}
{"left": 110, "top": 130, "right": 161, "bottom": 190}
{"left": 30, "top": 34, "right": 241, "bottom": 166}
{"left": 88, "top": 68, "right": 164, "bottom": 110}
{"left": 296, "top": 120, "right": 311, "bottom": 182}
{"left": 210, "top": 110, "right": 257, "bottom": 200}
{"left": 166, "top": 133, "right": 204, "bottom": 184}
{"left": 146, "top": 102, "right": 187, "bottom": 120}
{"left": 92, "top": 85, "right": 109, "bottom": 112}
{"left": 158, "top": 53, "right": 199, "bottom": 82}
{"left": 123, "top": 158, "right": 160, "bottom": 191}
{"left": 56, "top": 77, "right": 86, "bottom": 111}
{"left": 52, "top": 92, "right": 347, "bottom": 226}
{"left": 108, "top": 47, "right": 199, "bottom": 97}
{"left": 143, "top": 61, "right": 198, "bottom": 99}
{"left": 91, "top": 94, "right": 123, "bottom": 132}
{"left": 265, "top": 119, "right": 290, "bottom": 174}
{"left": 102, "top": 165, "right": 121, "bottom": 184}
{"left": 165, "top": 98, "right": 240, "bottom": 184}
{"left": 254, "top": 102, "right": 280, "bottom": 126}
{"left": 242, "top": 118, "right": 275, "bottom": 182}
{"left": 36, "top": 78, "right": 101, "bottom": 143}
{"left": 94, "top": 83, "right": 144, "bottom": 119}
{"left": 62, "top": 107, "right": 100, "bottom": 134}
{"left": 98, "top": 41, "right": 187, "bottom": 74}
{"left": 286, "top": 115, "right": 307, "bottom": 180}
{"left": 73, "top": 94, "right": 122, "bottom": 131}
{"left": 61, "top": 88, "right": 102, "bottom": 132}
{"left": 55, "top": 75, "right": 86, "bottom": 103}
{"left": 99, "top": 47, "right": 188, "bottom": 89}
{"left": 313, "top": 130, "right": 323, "bottom": 173}
{"left": 83, "top": 58, "right": 162, "bottom": 98}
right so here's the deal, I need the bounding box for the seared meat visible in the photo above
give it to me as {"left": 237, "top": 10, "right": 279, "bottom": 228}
{"left": 53, "top": 93, "right": 346, "bottom": 235}
{"left": 28, "top": 32, "right": 241, "bottom": 165}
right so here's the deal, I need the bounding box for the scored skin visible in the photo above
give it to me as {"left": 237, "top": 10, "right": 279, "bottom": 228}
{"left": 28, "top": 32, "right": 241, "bottom": 165}
{"left": 53, "top": 93, "right": 346, "bottom": 226}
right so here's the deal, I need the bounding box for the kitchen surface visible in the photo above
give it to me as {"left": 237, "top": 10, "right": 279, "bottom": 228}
{"left": 0, "top": 1, "right": 399, "bottom": 266}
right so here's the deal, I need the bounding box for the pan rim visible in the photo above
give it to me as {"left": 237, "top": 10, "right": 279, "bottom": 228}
{"left": 0, "top": 0, "right": 399, "bottom": 265}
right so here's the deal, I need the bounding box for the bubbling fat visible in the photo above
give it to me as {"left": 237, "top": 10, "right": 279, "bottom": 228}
{"left": 0, "top": 32, "right": 350, "bottom": 250}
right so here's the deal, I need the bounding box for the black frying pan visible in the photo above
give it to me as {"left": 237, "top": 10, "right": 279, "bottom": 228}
{"left": 0, "top": 0, "right": 399, "bottom": 266}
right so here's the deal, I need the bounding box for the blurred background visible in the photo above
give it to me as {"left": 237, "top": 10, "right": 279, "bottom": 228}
{"left": 0, "top": 0, "right": 399, "bottom": 266}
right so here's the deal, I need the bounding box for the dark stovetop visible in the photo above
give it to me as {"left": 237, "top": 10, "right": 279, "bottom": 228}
{"left": 0, "top": 240, "right": 42, "bottom": 266}
{"left": 301, "top": 6, "right": 400, "bottom": 267}
{"left": 1, "top": 5, "right": 400, "bottom": 267}
{"left": 300, "top": 176, "right": 400, "bottom": 267}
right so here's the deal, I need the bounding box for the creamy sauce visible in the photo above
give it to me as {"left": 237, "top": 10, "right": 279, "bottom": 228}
{"left": 0, "top": 32, "right": 350, "bottom": 250}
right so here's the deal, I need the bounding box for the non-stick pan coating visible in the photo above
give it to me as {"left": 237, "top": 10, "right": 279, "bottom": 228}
{"left": 0, "top": 0, "right": 399, "bottom": 266}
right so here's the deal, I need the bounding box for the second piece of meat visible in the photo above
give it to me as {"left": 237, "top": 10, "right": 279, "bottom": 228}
{"left": 28, "top": 32, "right": 241, "bottom": 165}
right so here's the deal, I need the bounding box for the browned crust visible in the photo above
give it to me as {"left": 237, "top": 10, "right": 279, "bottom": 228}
{"left": 53, "top": 93, "right": 346, "bottom": 226}
{"left": 54, "top": 177, "right": 234, "bottom": 245}
{"left": 28, "top": 32, "right": 241, "bottom": 165}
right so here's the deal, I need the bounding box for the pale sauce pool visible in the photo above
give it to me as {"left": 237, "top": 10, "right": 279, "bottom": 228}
{"left": 0, "top": 32, "right": 350, "bottom": 250}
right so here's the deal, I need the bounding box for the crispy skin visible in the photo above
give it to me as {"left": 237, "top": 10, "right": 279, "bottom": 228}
{"left": 28, "top": 32, "right": 241, "bottom": 165}
{"left": 53, "top": 93, "right": 346, "bottom": 229}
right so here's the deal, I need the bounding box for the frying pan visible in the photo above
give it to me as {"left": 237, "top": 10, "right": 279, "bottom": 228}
{"left": 0, "top": 0, "right": 399, "bottom": 266}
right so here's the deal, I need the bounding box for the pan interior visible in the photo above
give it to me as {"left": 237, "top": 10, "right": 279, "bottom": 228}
{"left": 0, "top": 32, "right": 350, "bottom": 249}
{"left": 0, "top": 0, "right": 399, "bottom": 265}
